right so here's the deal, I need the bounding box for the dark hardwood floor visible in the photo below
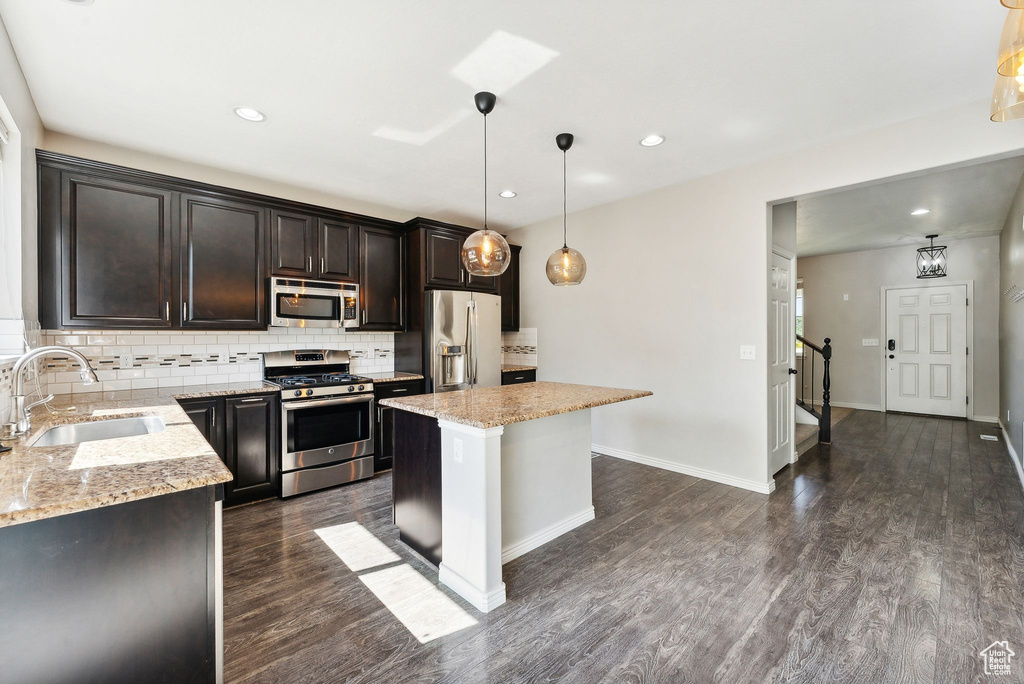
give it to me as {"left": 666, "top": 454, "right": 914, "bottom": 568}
{"left": 222, "top": 412, "right": 1024, "bottom": 682}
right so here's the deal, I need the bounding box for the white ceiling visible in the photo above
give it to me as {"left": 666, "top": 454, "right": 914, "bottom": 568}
{"left": 796, "top": 154, "right": 1024, "bottom": 257}
{"left": 0, "top": 1, "right": 1010, "bottom": 230}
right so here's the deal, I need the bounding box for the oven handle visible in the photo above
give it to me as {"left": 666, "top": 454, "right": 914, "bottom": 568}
{"left": 282, "top": 395, "right": 374, "bottom": 411}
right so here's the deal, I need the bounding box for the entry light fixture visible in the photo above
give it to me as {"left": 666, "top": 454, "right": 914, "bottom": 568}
{"left": 916, "top": 234, "right": 948, "bottom": 279}
{"left": 639, "top": 134, "right": 665, "bottom": 147}
{"left": 233, "top": 107, "right": 267, "bottom": 122}
{"left": 499, "top": 190, "right": 517, "bottom": 198}
{"left": 546, "top": 133, "right": 587, "bottom": 286}
{"left": 461, "top": 92, "right": 511, "bottom": 278}
{"left": 910, "top": 208, "right": 931, "bottom": 216}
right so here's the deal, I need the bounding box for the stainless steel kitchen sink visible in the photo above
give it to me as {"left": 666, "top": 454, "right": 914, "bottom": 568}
{"left": 29, "top": 416, "right": 166, "bottom": 447}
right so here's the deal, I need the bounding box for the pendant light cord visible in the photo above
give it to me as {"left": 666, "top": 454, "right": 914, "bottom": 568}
{"left": 562, "top": 150, "right": 567, "bottom": 248}
{"left": 483, "top": 112, "right": 488, "bottom": 230}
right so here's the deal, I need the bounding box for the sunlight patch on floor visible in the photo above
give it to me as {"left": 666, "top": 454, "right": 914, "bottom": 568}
{"left": 314, "top": 522, "right": 401, "bottom": 572}
{"left": 359, "top": 564, "right": 478, "bottom": 643}
{"left": 314, "top": 522, "right": 478, "bottom": 643}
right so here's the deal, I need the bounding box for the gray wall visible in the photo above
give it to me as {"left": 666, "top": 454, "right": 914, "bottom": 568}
{"left": 1000, "top": 171, "right": 1024, "bottom": 466}
{"left": 798, "top": 235, "right": 1000, "bottom": 418}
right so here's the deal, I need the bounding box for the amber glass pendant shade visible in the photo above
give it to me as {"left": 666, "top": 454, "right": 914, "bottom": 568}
{"left": 992, "top": 72, "right": 1024, "bottom": 121}
{"left": 998, "top": 10, "right": 1024, "bottom": 77}
{"left": 1002, "top": 1, "right": 1024, "bottom": 9}
{"left": 546, "top": 246, "right": 587, "bottom": 286}
{"left": 462, "top": 229, "right": 511, "bottom": 277}
{"left": 461, "top": 91, "right": 511, "bottom": 277}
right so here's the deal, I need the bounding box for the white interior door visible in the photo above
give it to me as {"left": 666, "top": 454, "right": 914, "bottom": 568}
{"left": 885, "top": 284, "right": 967, "bottom": 418}
{"left": 769, "top": 251, "right": 795, "bottom": 475}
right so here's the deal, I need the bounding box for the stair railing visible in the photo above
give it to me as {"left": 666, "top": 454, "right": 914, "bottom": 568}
{"left": 796, "top": 335, "right": 832, "bottom": 444}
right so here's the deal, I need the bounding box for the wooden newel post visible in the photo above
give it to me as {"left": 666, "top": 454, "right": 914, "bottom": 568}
{"left": 820, "top": 337, "right": 832, "bottom": 444}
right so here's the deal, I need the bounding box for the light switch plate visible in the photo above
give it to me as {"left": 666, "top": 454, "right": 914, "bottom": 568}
{"left": 862, "top": 339, "right": 879, "bottom": 347}
{"left": 740, "top": 345, "right": 756, "bottom": 360}
{"left": 843, "top": 294, "right": 849, "bottom": 301}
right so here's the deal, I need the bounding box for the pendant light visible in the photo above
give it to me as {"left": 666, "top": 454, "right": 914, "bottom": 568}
{"left": 1003, "top": 0, "right": 1024, "bottom": 7}
{"left": 546, "top": 133, "right": 587, "bottom": 286}
{"left": 997, "top": 10, "right": 1024, "bottom": 78}
{"left": 461, "top": 91, "right": 511, "bottom": 277}
{"left": 991, "top": 73, "right": 1024, "bottom": 121}
{"left": 916, "top": 235, "right": 948, "bottom": 279}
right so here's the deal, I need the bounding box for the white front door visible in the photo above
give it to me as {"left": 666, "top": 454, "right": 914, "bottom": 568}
{"left": 769, "top": 250, "right": 795, "bottom": 475}
{"left": 884, "top": 284, "right": 968, "bottom": 418}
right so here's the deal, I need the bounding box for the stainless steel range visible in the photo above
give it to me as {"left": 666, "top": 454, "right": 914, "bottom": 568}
{"left": 263, "top": 350, "right": 375, "bottom": 497}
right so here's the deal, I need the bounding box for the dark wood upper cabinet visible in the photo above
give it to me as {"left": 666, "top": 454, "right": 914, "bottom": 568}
{"left": 224, "top": 394, "right": 279, "bottom": 506}
{"left": 500, "top": 244, "right": 522, "bottom": 331}
{"left": 180, "top": 194, "right": 266, "bottom": 329}
{"left": 359, "top": 226, "right": 405, "bottom": 331}
{"left": 424, "top": 228, "right": 465, "bottom": 288}
{"left": 318, "top": 219, "right": 358, "bottom": 282}
{"left": 270, "top": 209, "right": 316, "bottom": 277}
{"left": 466, "top": 270, "right": 499, "bottom": 294}
{"left": 57, "top": 173, "right": 176, "bottom": 328}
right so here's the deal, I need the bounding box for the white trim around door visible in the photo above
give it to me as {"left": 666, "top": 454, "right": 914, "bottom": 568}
{"left": 879, "top": 280, "right": 974, "bottom": 420}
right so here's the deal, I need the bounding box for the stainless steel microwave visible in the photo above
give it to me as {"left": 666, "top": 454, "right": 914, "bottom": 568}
{"left": 269, "top": 277, "right": 359, "bottom": 329}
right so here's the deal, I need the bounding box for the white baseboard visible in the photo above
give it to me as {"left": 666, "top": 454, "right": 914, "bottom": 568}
{"left": 998, "top": 421, "right": 1024, "bottom": 493}
{"left": 974, "top": 415, "right": 999, "bottom": 424}
{"left": 500, "top": 506, "right": 595, "bottom": 564}
{"left": 438, "top": 563, "right": 506, "bottom": 614}
{"left": 594, "top": 444, "right": 775, "bottom": 495}
{"left": 830, "top": 401, "right": 881, "bottom": 411}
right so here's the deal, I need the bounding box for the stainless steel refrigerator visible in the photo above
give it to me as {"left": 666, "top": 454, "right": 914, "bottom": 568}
{"left": 424, "top": 290, "right": 502, "bottom": 392}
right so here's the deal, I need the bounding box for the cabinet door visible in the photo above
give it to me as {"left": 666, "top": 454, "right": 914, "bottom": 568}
{"left": 224, "top": 394, "right": 280, "bottom": 506}
{"left": 500, "top": 245, "right": 521, "bottom": 331}
{"left": 466, "top": 271, "right": 499, "bottom": 294}
{"left": 359, "top": 227, "right": 405, "bottom": 331}
{"left": 180, "top": 194, "right": 266, "bottom": 329}
{"left": 60, "top": 174, "right": 175, "bottom": 328}
{"left": 270, "top": 209, "right": 316, "bottom": 277}
{"left": 373, "top": 380, "right": 424, "bottom": 472}
{"left": 178, "top": 397, "right": 225, "bottom": 459}
{"left": 424, "top": 229, "right": 465, "bottom": 288}
{"left": 318, "top": 219, "right": 358, "bottom": 282}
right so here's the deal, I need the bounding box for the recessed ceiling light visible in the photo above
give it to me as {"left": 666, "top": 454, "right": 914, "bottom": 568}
{"left": 639, "top": 134, "right": 665, "bottom": 147}
{"left": 233, "top": 107, "right": 267, "bottom": 122}
{"left": 499, "top": 190, "right": 517, "bottom": 198}
{"left": 911, "top": 208, "right": 931, "bottom": 216}
{"left": 63, "top": 0, "right": 94, "bottom": 4}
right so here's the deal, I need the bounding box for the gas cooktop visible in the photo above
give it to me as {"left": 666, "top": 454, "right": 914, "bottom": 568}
{"left": 273, "top": 372, "right": 372, "bottom": 389}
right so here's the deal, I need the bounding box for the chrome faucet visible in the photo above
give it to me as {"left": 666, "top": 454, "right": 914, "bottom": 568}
{"left": 5, "top": 346, "right": 99, "bottom": 435}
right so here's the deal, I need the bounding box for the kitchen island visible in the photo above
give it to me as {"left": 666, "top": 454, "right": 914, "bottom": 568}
{"left": 379, "top": 381, "right": 652, "bottom": 612}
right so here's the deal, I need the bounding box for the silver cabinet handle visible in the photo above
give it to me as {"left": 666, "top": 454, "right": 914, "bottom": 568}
{"left": 165, "top": 301, "right": 170, "bottom": 320}
{"left": 308, "top": 256, "right": 313, "bottom": 272}
{"left": 211, "top": 410, "right": 215, "bottom": 428}
{"left": 239, "top": 397, "right": 264, "bottom": 403}
{"left": 321, "top": 257, "right": 325, "bottom": 274}
{"left": 514, "top": 376, "right": 524, "bottom": 380}
{"left": 182, "top": 301, "right": 188, "bottom": 321}
{"left": 390, "top": 388, "right": 408, "bottom": 393}
{"left": 362, "top": 310, "right": 367, "bottom": 324}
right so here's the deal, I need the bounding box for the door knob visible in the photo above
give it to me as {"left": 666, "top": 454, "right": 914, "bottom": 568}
{"left": 888, "top": 354, "right": 894, "bottom": 359}
{"left": 788, "top": 368, "right": 797, "bottom": 375}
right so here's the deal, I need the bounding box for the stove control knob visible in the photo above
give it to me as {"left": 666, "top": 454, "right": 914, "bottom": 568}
{"left": 358, "top": 385, "right": 365, "bottom": 391}
{"left": 293, "top": 390, "right": 302, "bottom": 397}
{"left": 305, "top": 389, "right": 314, "bottom": 397}
{"left": 348, "top": 385, "right": 355, "bottom": 392}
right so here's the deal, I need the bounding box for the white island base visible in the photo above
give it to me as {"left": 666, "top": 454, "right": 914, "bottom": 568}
{"left": 437, "top": 409, "right": 595, "bottom": 613}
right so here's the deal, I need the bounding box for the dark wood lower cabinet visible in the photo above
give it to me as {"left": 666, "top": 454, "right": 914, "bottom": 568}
{"left": 392, "top": 409, "right": 442, "bottom": 566}
{"left": 178, "top": 393, "right": 279, "bottom": 506}
{"left": 0, "top": 487, "right": 218, "bottom": 682}
{"left": 501, "top": 369, "right": 536, "bottom": 385}
{"left": 373, "top": 380, "right": 424, "bottom": 472}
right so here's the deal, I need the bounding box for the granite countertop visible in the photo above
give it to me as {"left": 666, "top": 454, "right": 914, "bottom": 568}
{"left": 379, "top": 381, "right": 652, "bottom": 429}
{"left": 0, "top": 384, "right": 280, "bottom": 528}
{"left": 363, "top": 371, "right": 425, "bottom": 384}
{"left": 501, "top": 364, "right": 538, "bottom": 373}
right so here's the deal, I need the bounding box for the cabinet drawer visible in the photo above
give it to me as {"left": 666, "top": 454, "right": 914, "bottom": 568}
{"left": 501, "top": 369, "right": 536, "bottom": 385}
{"left": 374, "top": 380, "right": 424, "bottom": 399}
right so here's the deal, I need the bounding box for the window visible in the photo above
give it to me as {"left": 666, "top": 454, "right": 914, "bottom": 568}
{"left": 795, "top": 278, "right": 804, "bottom": 355}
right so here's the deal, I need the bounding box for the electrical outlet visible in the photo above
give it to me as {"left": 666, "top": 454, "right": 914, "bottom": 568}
{"left": 739, "top": 345, "right": 756, "bottom": 360}
{"left": 453, "top": 438, "right": 463, "bottom": 463}
{"left": 119, "top": 354, "right": 133, "bottom": 369}
{"left": 862, "top": 339, "right": 879, "bottom": 347}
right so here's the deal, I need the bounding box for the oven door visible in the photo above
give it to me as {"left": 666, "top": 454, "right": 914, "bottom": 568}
{"left": 271, "top": 284, "right": 343, "bottom": 328}
{"left": 281, "top": 394, "right": 375, "bottom": 470}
